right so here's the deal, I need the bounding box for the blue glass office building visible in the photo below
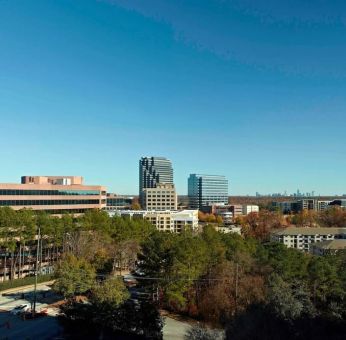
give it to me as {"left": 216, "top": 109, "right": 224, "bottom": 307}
{"left": 188, "top": 174, "right": 229, "bottom": 209}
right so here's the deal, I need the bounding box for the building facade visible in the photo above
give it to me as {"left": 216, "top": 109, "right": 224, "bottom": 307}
{"left": 0, "top": 176, "right": 106, "bottom": 214}
{"left": 139, "top": 157, "right": 173, "bottom": 193}
{"left": 188, "top": 174, "right": 228, "bottom": 209}
{"left": 108, "top": 209, "right": 198, "bottom": 233}
{"left": 242, "top": 205, "right": 259, "bottom": 215}
{"left": 271, "top": 227, "right": 346, "bottom": 252}
{"left": 139, "top": 156, "right": 176, "bottom": 209}
{"left": 105, "top": 194, "right": 133, "bottom": 210}
{"left": 311, "top": 240, "right": 346, "bottom": 256}
{"left": 142, "top": 183, "right": 177, "bottom": 211}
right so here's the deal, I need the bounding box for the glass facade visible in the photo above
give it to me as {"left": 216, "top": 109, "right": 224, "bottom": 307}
{"left": 139, "top": 157, "right": 173, "bottom": 193}
{"left": 0, "top": 189, "right": 101, "bottom": 196}
{"left": 139, "top": 157, "right": 174, "bottom": 207}
{"left": 106, "top": 197, "right": 133, "bottom": 207}
{"left": 0, "top": 200, "right": 100, "bottom": 206}
{"left": 188, "top": 174, "right": 228, "bottom": 209}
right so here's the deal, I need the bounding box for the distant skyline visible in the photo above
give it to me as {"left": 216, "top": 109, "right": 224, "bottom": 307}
{"left": 1, "top": 0, "right": 346, "bottom": 195}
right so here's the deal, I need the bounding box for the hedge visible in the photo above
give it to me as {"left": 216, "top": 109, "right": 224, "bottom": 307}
{"left": 0, "top": 274, "right": 54, "bottom": 292}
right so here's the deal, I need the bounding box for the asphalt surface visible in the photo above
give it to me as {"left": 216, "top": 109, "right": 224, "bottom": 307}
{"left": 0, "top": 283, "right": 62, "bottom": 339}
{"left": 0, "top": 282, "right": 192, "bottom": 339}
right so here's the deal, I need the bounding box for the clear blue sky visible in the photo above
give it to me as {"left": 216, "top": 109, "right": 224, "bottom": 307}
{"left": 1, "top": 0, "right": 346, "bottom": 195}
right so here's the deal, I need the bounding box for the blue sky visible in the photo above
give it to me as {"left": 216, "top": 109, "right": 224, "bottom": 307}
{"left": 0, "top": 0, "right": 345, "bottom": 195}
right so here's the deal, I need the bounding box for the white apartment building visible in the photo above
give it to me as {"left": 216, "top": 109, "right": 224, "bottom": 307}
{"left": 271, "top": 227, "right": 346, "bottom": 252}
{"left": 242, "top": 205, "right": 259, "bottom": 215}
{"left": 317, "top": 200, "right": 332, "bottom": 212}
{"left": 108, "top": 209, "right": 198, "bottom": 233}
{"left": 142, "top": 183, "right": 177, "bottom": 211}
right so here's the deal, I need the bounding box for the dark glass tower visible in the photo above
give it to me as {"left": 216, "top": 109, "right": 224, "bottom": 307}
{"left": 139, "top": 157, "right": 174, "bottom": 204}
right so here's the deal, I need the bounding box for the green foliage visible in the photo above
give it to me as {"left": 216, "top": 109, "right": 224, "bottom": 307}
{"left": 91, "top": 277, "right": 129, "bottom": 307}
{"left": 53, "top": 254, "right": 96, "bottom": 298}
{"left": 60, "top": 301, "right": 163, "bottom": 339}
{"left": 264, "top": 242, "right": 309, "bottom": 280}
{"left": 267, "top": 273, "right": 315, "bottom": 320}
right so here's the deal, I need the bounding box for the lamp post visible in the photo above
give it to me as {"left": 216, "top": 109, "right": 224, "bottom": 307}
{"left": 32, "top": 227, "right": 41, "bottom": 316}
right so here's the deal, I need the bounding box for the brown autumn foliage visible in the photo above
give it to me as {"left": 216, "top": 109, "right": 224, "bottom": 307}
{"left": 291, "top": 209, "right": 318, "bottom": 227}
{"left": 241, "top": 210, "right": 284, "bottom": 241}
{"left": 318, "top": 206, "right": 346, "bottom": 228}
{"left": 197, "top": 259, "right": 265, "bottom": 324}
{"left": 198, "top": 211, "right": 217, "bottom": 223}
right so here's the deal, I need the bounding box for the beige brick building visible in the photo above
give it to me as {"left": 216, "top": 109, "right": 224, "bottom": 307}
{"left": 142, "top": 183, "right": 177, "bottom": 211}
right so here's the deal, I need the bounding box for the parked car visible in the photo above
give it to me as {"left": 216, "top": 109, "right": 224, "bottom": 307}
{"left": 11, "top": 304, "right": 30, "bottom": 315}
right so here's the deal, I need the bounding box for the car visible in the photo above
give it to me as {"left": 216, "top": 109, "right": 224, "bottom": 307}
{"left": 10, "top": 304, "right": 30, "bottom": 315}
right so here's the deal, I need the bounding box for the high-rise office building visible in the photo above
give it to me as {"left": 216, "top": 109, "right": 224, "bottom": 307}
{"left": 139, "top": 157, "right": 175, "bottom": 209}
{"left": 188, "top": 174, "right": 228, "bottom": 209}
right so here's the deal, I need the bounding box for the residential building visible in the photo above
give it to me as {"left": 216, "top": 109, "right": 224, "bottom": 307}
{"left": 0, "top": 176, "right": 106, "bottom": 214}
{"left": 188, "top": 174, "right": 228, "bottom": 209}
{"left": 142, "top": 183, "right": 177, "bottom": 211}
{"left": 242, "top": 205, "right": 259, "bottom": 215}
{"left": 273, "top": 199, "right": 333, "bottom": 213}
{"left": 108, "top": 209, "right": 198, "bottom": 233}
{"left": 271, "top": 227, "right": 346, "bottom": 252}
{"left": 296, "top": 199, "right": 316, "bottom": 211}
{"left": 311, "top": 240, "right": 346, "bottom": 256}
{"left": 317, "top": 200, "right": 332, "bottom": 212}
{"left": 139, "top": 156, "right": 176, "bottom": 209}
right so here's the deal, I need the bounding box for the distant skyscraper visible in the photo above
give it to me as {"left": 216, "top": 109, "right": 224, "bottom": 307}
{"left": 188, "top": 174, "right": 229, "bottom": 209}
{"left": 139, "top": 157, "right": 175, "bottom": 209}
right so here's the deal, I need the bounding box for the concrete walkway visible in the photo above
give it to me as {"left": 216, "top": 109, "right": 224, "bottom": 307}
{"left": 163, "top": 316, "right": 191, "bottom": 340}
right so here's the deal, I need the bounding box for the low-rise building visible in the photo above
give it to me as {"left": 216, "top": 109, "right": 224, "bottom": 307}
{"left": 271, "top": 227, "right": 346, "bottom": 252}
{"left": 242, "top": 205, "right": 259, "bottom": 215}
{"left": 311, "top": 239, "right": 346, "bottom": 256}
{"left": 0, "top": 176, "right": 106, "bottom": 214}
{"left": 317, "top": 200, "right": 332, "bottom": 212}
{"left": 108, "top": 209, "right": 198, "bottom": 233}
{"left": 230, "top": 205, "right": 243, "bottom": 218}
{"left": 105, "top": 194, "right": 134, "bottom": 210}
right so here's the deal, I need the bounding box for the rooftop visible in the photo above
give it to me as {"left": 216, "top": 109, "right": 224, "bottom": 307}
{"left": 312, "top": 239, "right": 346, "bottom": 250}
{"left": 272, "top": 227, "right": 346, "bottom": 236}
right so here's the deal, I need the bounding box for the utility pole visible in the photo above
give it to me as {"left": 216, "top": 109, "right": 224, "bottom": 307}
{"left": 235, "top": 262, "right": 239, "bottom": 315}
{"left": 33, "top": 227, "right": 40, "bottom": 317}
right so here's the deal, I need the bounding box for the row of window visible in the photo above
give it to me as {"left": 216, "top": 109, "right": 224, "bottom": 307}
{"left": 0, "top": 189, "right": 102, "bottom": 196}
{"left": 0, "top": 200, "right": 101, "bottom": 206}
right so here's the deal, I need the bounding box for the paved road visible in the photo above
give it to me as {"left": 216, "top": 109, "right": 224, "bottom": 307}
{"left": 0, "top": 283, "right": 192, "bottom": 339}
{"left": 163, "top": 317, "right": 191, "bottom": 340}
{"left": 0, "top": 283, "right": 62, "bottom": 339}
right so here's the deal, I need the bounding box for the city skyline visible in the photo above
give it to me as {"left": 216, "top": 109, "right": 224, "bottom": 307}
{"left": 1, "top": 1, "right": 346, "bottom": 195}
